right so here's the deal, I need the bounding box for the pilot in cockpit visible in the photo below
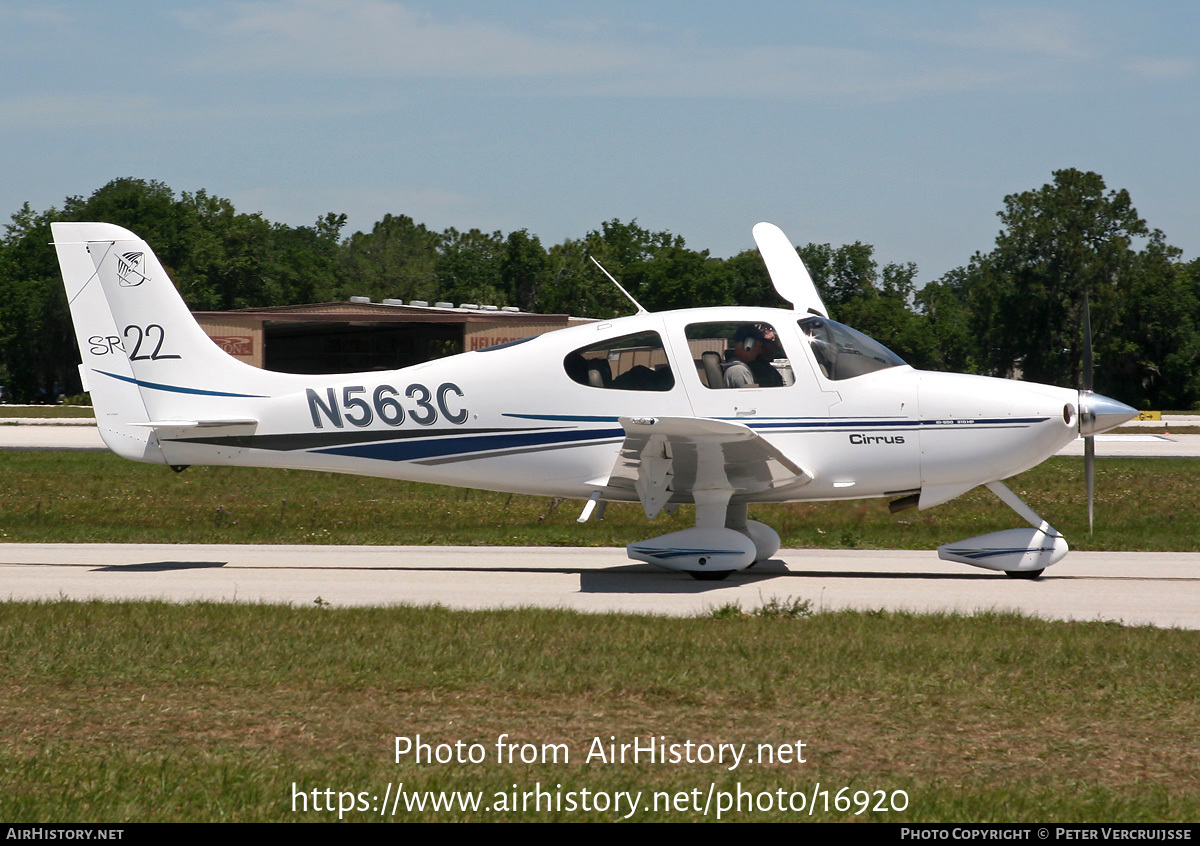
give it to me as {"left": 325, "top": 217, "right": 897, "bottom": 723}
{"left": 723, "top": 324, "right": 784, "bottom": 388}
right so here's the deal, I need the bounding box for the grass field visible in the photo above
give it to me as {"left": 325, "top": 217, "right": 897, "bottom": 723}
{"left": 1, "top": 600, "right": 1198, "bottom": 822}
{"left": 0, "top": 405, "right": 94, "bottom": 418}
{"left": 2, "top": 450, "right": 1199, "bottom": 822}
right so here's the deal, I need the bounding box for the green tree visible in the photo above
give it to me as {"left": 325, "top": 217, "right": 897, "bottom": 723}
{"left": 537, "top": 220, "right": 682, "bottom": 318}
{"left": 499, "top": 229, "right": 549, "bottom": 312}
{"left": 337, "top": 213, "right": 440, "bottom": 303}
{"left": 269, "top": 211, "right": 345, "bottom": 306}
{"left": 539, "top": 237, "right": 629, "bottom": 318}
{"left": 942, "top": 169, "right": 1197, "bottom": 407}
{"left": 0, "top": 179, "right": 348, "bottom": 399}
{"left": 436, "top": 227, "right": 504, "bottom": 306}
{"left": 721, "top": 248, "right": 788, "bottom": 309}
{"left": 0, "top": 203, "right": 73, "bottom": 400}
{"left": 565, "top": 219, "right": 734, "bottom": 315}
{"left": 794, "top": 241, "right": 937, "bottom": 368}
{"left": 798, "top": 242, "right": 878, "bottom": 309}
{"left": 914, "top": 268, "right": 978, "bottom": 374}
{"left": 1104, "top": 240, "right": 1200, "bottom": 408}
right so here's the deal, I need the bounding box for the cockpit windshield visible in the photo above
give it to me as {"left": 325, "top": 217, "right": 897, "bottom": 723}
{"left": 797, "top": 316, "right": 906, "bottom": 381}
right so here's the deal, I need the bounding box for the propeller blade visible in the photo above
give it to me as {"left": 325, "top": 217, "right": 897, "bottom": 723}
{"left": 1082, "top": 288, "right": 1094, "bottom": 534}
{"left": 1085, "top": 435, "right": 1095, "bottom": 535}
{"left": 1082, "top": 290, "right": 1093, "bottom": 393}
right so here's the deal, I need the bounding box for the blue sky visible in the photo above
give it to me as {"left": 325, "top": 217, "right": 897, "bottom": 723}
{"left": 2, "top": 1, "right": 1196, "bottom": 284}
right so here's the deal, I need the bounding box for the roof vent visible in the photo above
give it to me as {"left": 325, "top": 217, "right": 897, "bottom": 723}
{"left": 349, "top": 296, "right": 371, "bottom": 304}
{"left": 409, "top": 300, "right": 429, "bottom": 308}
{"left": 481, "top": 304, "right": 499, "bottom": 311}
{"left": 435, "top": 302, "right": 453, "bottom": 309}
{"left": 381, "top": 298, "right": 403, "bottom": 306}
{"left": 501, "top": 306, "right": 520, "bottom": 313}
{"left": 460, "top": 303, "right": 480, "bottom": 310}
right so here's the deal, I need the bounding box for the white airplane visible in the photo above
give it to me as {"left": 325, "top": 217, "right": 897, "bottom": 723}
{"left": 52, "top": 221, "right": 1136, "bottom": 580}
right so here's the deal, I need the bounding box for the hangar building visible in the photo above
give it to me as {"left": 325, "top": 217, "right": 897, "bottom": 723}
{"left": 193, "top": 300, "right": 582, "bottom": 374}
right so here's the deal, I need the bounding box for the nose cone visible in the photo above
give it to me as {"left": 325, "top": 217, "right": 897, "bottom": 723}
{"left": 1079, "top": 391, "right": 1138, "bottom": 436}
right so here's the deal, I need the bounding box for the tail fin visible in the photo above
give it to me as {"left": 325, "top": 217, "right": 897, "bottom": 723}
{"left": 52, "top": 223, "right": 298, "bottom": 460}
{"left": 54, "top": 222, "right": 165, "bottom": 461}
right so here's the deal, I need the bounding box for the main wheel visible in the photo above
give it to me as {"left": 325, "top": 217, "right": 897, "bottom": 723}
{"left": 1005, "top": 569, "right": 1044, "bottom": 580}
{"left": 689, "top": 570, "right": 734, "bottom": 581}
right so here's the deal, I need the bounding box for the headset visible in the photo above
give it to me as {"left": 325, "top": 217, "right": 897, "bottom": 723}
{"left": 735, "top": 325, "right": 762, "bottom": 351}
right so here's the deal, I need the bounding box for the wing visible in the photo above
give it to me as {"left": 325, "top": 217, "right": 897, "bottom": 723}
{"left": 602, "top": 416, "right": 814, "bottom": 517}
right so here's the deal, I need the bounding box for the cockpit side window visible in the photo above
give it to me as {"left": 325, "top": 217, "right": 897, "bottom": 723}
{"left": 684, "top": 321, "right": 794, "bottom": 389}
{"left": 564, "top": 330, "right": 674, "bottom": 391}
{"left": 797, "top": 316, "right": 906, "bottom": 380}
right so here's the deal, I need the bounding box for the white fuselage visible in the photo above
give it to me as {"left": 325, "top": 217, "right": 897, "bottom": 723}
{"left": 148, "top": 306, "right": 1080, "bottom": 507}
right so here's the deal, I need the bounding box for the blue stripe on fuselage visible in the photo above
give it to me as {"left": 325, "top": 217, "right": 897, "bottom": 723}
{"left": 95, "top": 369, "right": 267, "bottom": 399}
{"left": 506, "top": 412, "right": 1049, "bottom": 431}
{"left": 311, "top": 426, "right": 625, "bottom": 462}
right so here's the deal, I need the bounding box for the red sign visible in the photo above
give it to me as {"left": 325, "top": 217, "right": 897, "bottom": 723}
{"left": 210, "top": 335, "right": 254, "bottom": 355}
{"left": 470, "top": 335, "right": 525, "bottom": 350}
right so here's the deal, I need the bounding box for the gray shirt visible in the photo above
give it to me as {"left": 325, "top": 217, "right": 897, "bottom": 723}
{"left": 723, "top": 360, "right": 756, "bottom": 388}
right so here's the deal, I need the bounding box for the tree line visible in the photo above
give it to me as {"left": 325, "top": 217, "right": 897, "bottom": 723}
{"left": 1, "top": 171, "right": 1196, "bottom": 408}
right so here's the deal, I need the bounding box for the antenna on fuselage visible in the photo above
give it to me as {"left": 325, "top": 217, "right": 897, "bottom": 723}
{"left": 589, "top": 255, "right": 648, "bottom": 315}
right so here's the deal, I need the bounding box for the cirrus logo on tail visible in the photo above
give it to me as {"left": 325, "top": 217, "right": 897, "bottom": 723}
{"left": 116, "top": 252, "right": 149, "bottom": 287}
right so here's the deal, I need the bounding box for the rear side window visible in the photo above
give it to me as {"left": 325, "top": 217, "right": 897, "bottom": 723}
{"left": 564, "top": 331, "right": 675, "bottom": 391}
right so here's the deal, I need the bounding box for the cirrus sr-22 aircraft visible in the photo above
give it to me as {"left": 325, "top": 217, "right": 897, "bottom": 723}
{"left": 53, "top": 221, "right": 1136, "bottom": 580}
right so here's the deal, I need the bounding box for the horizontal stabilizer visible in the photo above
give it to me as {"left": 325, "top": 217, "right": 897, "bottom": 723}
{"left": 127, "top": 419, "right": 259, "bottom": 429}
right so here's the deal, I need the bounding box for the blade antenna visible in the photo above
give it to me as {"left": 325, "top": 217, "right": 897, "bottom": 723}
{"left": 1082, "top": 289, "right": 1095, "bottom": 535}
{"left": 589, "top": 256, "right": 647, "bottom": 315}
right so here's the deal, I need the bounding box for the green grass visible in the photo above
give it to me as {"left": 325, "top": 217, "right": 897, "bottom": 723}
{"left": 1, "top": 451, "right": 1198, "bottom": 551}
{"left": 0, "top": 405, "right": 94, "bottom": 418}
{"left": 1, "top": 600, "right": 1197, "bottom": 822}
{"left": 4, "top": 452, "right": 1199, "bottom": 822}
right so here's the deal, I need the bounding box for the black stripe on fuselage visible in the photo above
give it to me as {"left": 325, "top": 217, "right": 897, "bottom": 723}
{"left": 161, "top": 427, "right": 556, "bottom": 451}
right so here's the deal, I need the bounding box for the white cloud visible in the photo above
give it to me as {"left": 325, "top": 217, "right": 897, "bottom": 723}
{"left": 0, "top": 94, "right": 161, "bottom": 129}
{"left": 175, "top": 0, "right": 1031, "bottom": 102}
{"left": 1124, "top": 57, "right": 1195, "bottom": 80}
{"left": 178, "top": 0, "right": 628, "bottom": 78}
{"left": 0, "top": 3, "right": 75, "bottom": 27}
{"left": 910, "top": 7, "right": 1092, "bottom": 60}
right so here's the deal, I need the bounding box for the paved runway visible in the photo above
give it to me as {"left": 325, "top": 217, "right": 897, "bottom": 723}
{"left": 2, "top": 543, "right": 1197, "bottom": 629}
{"left": 4, "top": 419, "right": 1197, "bottom": 628}
{"left": 1056, "top": 433, "right": 1200, "bottom": 457}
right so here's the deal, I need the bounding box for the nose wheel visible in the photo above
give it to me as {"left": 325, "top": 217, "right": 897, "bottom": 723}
{"left": 938, "top": 481, "right": 1067, "bottom": 576}
{"left": 690, "top": 569, "right": 734, "bottom": 581}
